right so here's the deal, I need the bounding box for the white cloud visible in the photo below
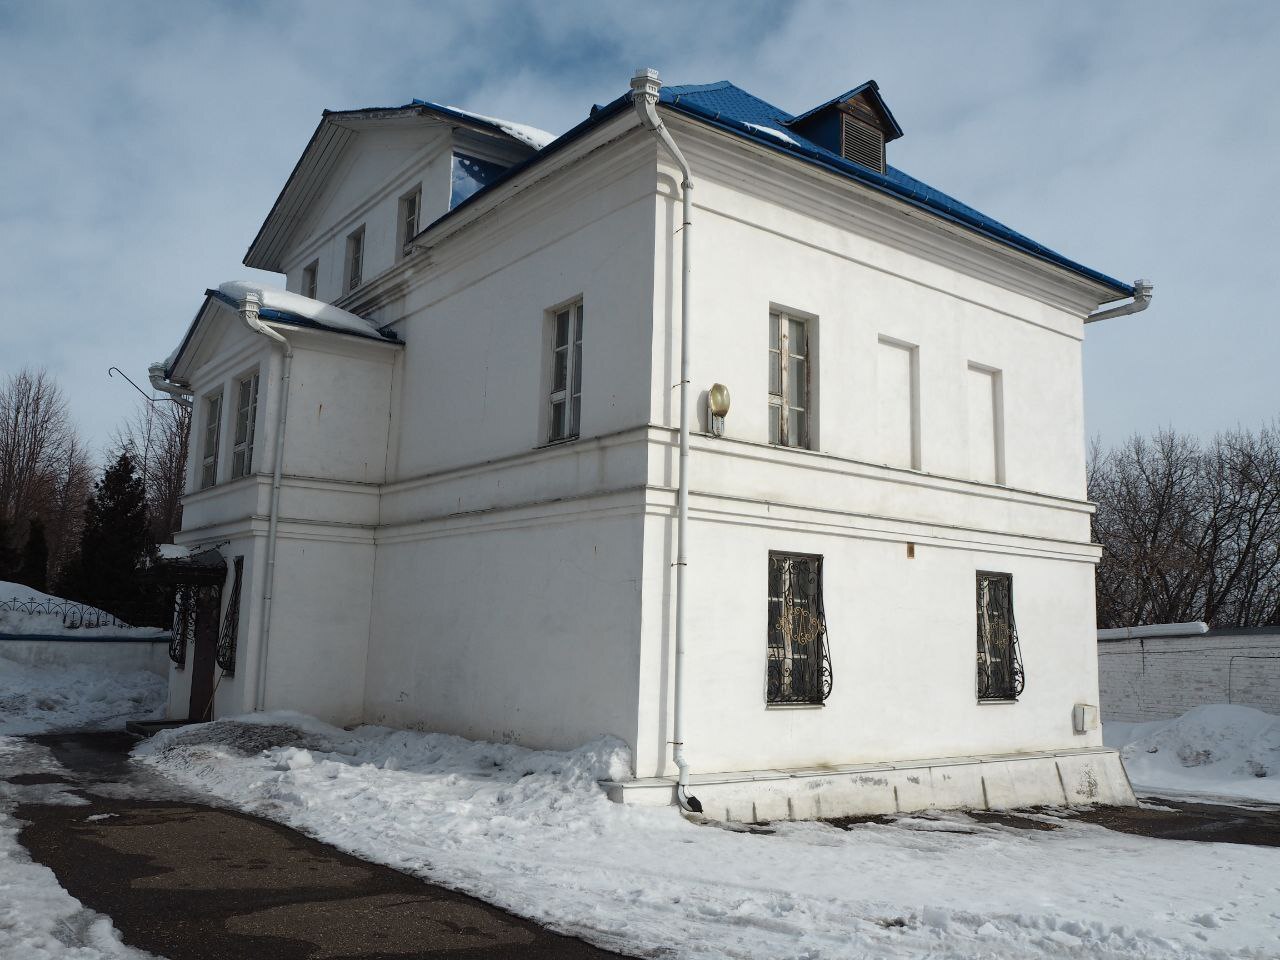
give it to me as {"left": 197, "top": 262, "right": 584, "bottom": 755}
{"left": 0, "top": 0, "right": 1276, "bottom": 454}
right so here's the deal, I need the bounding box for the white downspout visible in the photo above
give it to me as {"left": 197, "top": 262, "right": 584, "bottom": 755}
{"left": 1086, "top": 279, "right": 1153, "bottom": 323}
{"left": 147, "top": 363, "right": 193, "bottom": 409}
{"left": 237, "top": 292, "right": 294, "bottom": 712}
{"left": 631, "top": 67, "right": 702, "bottom": 815}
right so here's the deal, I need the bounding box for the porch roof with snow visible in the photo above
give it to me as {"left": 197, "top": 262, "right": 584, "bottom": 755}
{"left": 163, "top": 281, "right": 399, "bottom": 379}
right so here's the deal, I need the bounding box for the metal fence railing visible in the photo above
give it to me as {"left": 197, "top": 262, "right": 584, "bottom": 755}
{"left": 0, "top": 596, "right": 134, "bottom": 630}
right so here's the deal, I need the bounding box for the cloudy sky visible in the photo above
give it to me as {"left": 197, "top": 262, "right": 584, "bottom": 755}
{"left": 1, "top": 0, "right": 1276, "bottom": 457}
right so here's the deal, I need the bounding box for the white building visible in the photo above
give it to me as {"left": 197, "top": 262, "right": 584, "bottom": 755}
{"left": 152, "top": 71, "right": 1149, "bottom": 819}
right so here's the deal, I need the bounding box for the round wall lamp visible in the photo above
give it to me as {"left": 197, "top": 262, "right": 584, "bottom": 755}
{"left": 707, "top": 382, "right": 730, "bottom": 436}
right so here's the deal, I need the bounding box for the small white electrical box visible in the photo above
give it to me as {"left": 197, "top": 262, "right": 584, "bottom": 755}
{"left": 1072, "top": 703, "right": 1099, "bottom": 735}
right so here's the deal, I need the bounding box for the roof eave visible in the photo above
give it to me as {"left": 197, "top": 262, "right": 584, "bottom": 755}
{"left": 665, "top": 101, "right": 1129, "bottom": 298}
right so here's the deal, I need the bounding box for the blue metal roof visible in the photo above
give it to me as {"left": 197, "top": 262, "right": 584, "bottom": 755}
{"left": 416, "top": 81, "right": 1132, "bottom": 298}
{"left": 655, "top": 82, "right": 1131, "bottom": 296}
{"left": 785, "top": 80, "right": 904, "bottom": 140}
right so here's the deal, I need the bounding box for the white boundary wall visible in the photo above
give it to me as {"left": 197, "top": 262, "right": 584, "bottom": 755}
{"left": 1098, "top": 630, "right": 1280, "bottom": 722}
{"left": 0, "top": 636, "right": 171, "bottom": 677}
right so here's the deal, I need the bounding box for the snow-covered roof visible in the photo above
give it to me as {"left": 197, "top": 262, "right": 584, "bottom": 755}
{"left": 214, "top": 281, "right": 388, "bottom": 340}
{"left": 426, "top": 102, "right": 557, "bottom": 150}
{"left": 162, "top": 281, "right": 399, "bottom": 378}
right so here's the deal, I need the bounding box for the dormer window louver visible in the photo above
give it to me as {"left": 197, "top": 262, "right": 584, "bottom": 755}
{"left": 841, "top": 114, "right": 885, "bottom": 173}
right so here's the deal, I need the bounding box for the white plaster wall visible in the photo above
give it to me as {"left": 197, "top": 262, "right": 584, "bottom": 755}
{"left": 652, "top": 126, "right": 1093, "bottom": 503}
{"left": 0, "top": 638, "right": 169, "bottom": 676}
{"left": 385, "top": 138, "right": 659, "bottom": 479}
{"left": 282, "top": 124, "right": 453, "bottom": 303}
{"left": 634, "top": 122, "right": 1105, "bottom": 776}
{"left": 365, "top": 506, "right": 644, "bottom": 751}
{"left": 635, "top": 513, "right": 1102, "bottom": 777}
{"left": 282, "top": 341, "right": 396, "bottom": 484}
{"left": 257, "top": 532, "right": 375, "bottom": 726}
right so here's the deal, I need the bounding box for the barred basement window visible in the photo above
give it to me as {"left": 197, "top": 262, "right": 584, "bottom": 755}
{"left": 976, "top": 571, "right": 1025, "bottom": 701}
{"left": 767, "top": 552, "right": 832, "bottom": 704}
{"left": 216, "top": 557, "right": 243, "bottom": 674}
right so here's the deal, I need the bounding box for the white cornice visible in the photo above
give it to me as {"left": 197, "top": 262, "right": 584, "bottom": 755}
{"left": 663, "top": 115, "right": 1115, "bottom": 319}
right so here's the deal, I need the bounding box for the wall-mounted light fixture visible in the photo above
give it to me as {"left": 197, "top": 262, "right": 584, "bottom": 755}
{"left": 707, "top": 382, "right": 730, "bottom": 437}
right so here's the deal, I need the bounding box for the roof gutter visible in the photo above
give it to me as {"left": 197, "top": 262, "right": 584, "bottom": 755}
{"left": 236, "top": 291, "right": 294, "bottom": 714}
{"left": 1086, "top": 279, "right": 1153, "bottom": 323}
{"left": 147, "top": 364, "right": 192, "bottom": 409}
{"left": 631, "top": 67, "right": 702, "bottom": 817}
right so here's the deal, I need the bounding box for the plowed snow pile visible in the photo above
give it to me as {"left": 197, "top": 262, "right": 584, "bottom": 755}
{"left": 0, "top": 655, "right": 165, "bottom": 735}
{"left": 137, "top": 713, "right": 1280, "bottom": 959}
{"left": 1105, "top": 704, "right": 1280, "bottom": 803}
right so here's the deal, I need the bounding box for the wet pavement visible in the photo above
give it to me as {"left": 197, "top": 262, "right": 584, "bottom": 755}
{"left": 5, "top": 731, "right": 624, "bottom": 960}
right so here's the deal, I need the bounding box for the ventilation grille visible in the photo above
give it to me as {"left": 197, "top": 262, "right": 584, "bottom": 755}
{"left": 841, "top": 115, "right": 885, "bottom": 172}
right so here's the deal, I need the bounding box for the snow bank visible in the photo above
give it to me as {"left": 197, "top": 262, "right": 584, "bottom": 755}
{"left": 1105, "top": 704, "right": 1280, "bottom": 803}
{"left": 0, "top": 655, "right": 166, "bottom": 736}
{"left": 0, "top": 581, "right": 161, "bottom": 636}
{"left": 217, "top": 281, "right": 385, "bottom": 340}
{"left": 0, "top": 739, "right": 159, "bottom": 959}
{"left": 137, "top": 713, "right": 1280, "bottom": 959}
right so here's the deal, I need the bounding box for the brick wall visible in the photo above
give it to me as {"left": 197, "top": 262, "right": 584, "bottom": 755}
{"left": 1098, "top": 631, "right": 1280, "bottom": 722}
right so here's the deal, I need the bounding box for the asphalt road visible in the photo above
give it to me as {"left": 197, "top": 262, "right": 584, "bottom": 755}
{"left": 9, "top": 731, "right": 624, "bottom": 960}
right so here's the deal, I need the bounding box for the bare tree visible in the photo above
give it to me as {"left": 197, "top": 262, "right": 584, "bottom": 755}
{"left": 1090, "top": 422, "right": 1280, "bottom": 628}
{"left": 0, "top": 367, "right": 89, "bottom": 584}
{"left": 112, "top": 396, "right": 190, "bottom": 544}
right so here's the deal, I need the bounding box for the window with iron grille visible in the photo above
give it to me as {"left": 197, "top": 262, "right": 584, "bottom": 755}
{"left": 230, "top": 373, "right": 259, "bottom": 479}
{"left": 200, "top": 393, "right": 222, "bottom": 489}
{"left": 767, "top": 552, "right": 832, "bottom": 704}
{"left": 768, "top": 310, "right": 812, "bottom": 448}
{"left": 976, "top": 571, "right": 1025, "bottom": 701}
{"left": 548, "top": 300, "right": 583, "bottom": 442}
{"left": 170, "top": 585, "right": 194, "bottom": 666}
{"left": 216, "top": 557, "right": 243, "bottom": 674}
{"left": 345, "top": 225, "right": 365, "bottom": 290}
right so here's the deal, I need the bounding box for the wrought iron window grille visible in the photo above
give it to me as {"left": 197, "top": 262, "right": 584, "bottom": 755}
{"left": 767, "top": 552, "right": 833, "bottom": 705}
{"left": 170, "top": 585, "right": 195, "bottom": 667}
{"left": 976, "top": 571, "right": 1025, "bottom": 701}
{"left": 216, "top": 557, "right": 243, "bottom": 674}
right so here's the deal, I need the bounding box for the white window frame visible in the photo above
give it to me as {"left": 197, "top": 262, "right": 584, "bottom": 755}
{"left": 302, "top": 260, "right": 318, "bottom": 300}
{"left": 200, "top": 392, "right": 223, "bottom": 490}
{"left": 230, "top": 372, "right": 260, "bottom": 480}
{"left": 398, "top": 187, "right": 421, "bottom": 258}
{"left": 547, "top": 299, "right": 584, "bottom": 443}
{"left": 345, "top": 225, "right": 365, "bottom": 291}
{"left": 768, "top": 309, "right": 812, "bottom": 449}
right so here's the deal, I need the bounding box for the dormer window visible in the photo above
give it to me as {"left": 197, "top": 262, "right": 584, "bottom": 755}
{"left": 841, "top": 114, "right": 885, "bottom": 173}
{"left": 785, "top": 81, "right": 902, "bottom": 177}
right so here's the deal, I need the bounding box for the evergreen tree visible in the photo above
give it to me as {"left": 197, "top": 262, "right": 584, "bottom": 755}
{"left": 64, "top": 451, "right": 158, "bottom": 623}
{"left": 17, "top": 516, "right": 48, "bottom": 592}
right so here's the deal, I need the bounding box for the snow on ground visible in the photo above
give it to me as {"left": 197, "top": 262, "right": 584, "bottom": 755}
{"left": 0, "top": 580, "right": 164, "bottom": 637}
{"left": 1104, "top": 704, "right": 1280, "bottom": 804}
{"left": 0, "top": 738, "right": 159, "bottom": 959}
{"left": 0, "top": 655, "right": 165, "bottom": 736}
{"left": 138, "top": 714, "right": 1280, "bottom": 960}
